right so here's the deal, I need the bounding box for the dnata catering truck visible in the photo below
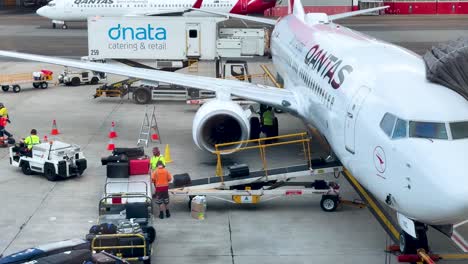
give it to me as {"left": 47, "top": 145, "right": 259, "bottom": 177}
{"left": 87, "top": 16, "right": 269, "bottom": 66}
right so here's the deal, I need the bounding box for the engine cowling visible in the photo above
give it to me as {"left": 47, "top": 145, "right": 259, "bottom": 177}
{"left": 193, "top": 100, "right": 251, "bottom": 154}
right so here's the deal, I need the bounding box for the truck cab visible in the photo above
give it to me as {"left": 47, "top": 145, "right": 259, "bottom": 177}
{"left": 58, "top": 67, "right": 106, "bottom": 86}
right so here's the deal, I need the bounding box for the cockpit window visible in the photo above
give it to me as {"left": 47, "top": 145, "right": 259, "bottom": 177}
{"left": 409, "top": 121, "right": 448, "bottom": 140}
{"left": 48, "top": 2, "right": 56, "bottom": 6}
{"left": 392, "top": 119, "right": 407, "bottom": 139}
{"left": 450, "top": 121, "right": 468, "bottom": 139}
{"left": 380, "top": 113, "right": 396, "bottom": 137}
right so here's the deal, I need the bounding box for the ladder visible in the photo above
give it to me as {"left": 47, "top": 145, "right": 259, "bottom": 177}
{"left": 137, "top": 105, "right": 161, "bottom": 147}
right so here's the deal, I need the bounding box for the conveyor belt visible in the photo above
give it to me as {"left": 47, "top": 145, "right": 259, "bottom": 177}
{"left": 169, "top": 159, "right": 342, "bottom": 189}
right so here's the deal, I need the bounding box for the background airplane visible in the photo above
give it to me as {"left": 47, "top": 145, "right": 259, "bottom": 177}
{"left": 2, "top": 0, "right": 468, "bottom": 256}
{"left": 36, "top": 0, "right": 277, "bottom": 29}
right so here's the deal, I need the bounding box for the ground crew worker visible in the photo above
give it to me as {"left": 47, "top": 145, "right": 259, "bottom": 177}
{"left": 261, "top": 106, "right": 275, "bottom": 137}
{"left": 0, "top": 115, "right": 12, "bottom": 138}
{"left": 150, "top": 147, "right": 166, "bottom": 170}
{"left": 0, "top": 103, "right": 8, "bottom": 118}
{"left": 151, "top": 162, "right": 172, "bottom": 219}
{"left": 23, "top": 129, "right": 41, "bottom": 151}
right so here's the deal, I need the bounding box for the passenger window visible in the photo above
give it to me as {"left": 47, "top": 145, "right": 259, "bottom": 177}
{"left": 392, "top": 119, "right": 407, "bottom": 139}
{"left": 380, "top": 113, "right": 396, "bottom": 137}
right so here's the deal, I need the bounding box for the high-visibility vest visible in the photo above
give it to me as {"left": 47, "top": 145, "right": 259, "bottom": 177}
{"left": 150, "top": 155, "right": 166, "bottom": 169}
{"left": 263, "top": 110, "right": 274, "bottom": 126}
{"left": 24, "top": 135, "right": 40, "bottom": 150}
{"left": 0, "top": 108, "right": 7, "bottom": 118}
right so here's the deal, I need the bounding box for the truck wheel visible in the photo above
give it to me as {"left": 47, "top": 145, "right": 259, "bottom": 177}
{"left": 32, "top": 83, "right": 39, "bottom": 88}
{"left": 71, "top": 77, "right": 80, "bottom": 86}
{"left": 40, "top": 82, "right": 48, "bottom": 89}
{"left": 62, "top": 24, "right": 68, "bottom": 30}
{"left": 320, "top": 195, "right": 339, "bottom": 212}
{"left": 21, "top": 161, "right": 32, "bottom": 175}
{"left": 44, "top": 163, "right": 58, "bottom": 181}
{"left": 12, "top": 85, "right": 21, "bottom": 93}
{"left": 90, "top": 77, "right": 99, "bottom": 85}
{"left": 249, "top": 117, "right": 261, "bottom": 140}
{"left": 133, "top": 87, "right": 151, "bottom": 104}
{"left": 1, "top": 85, "right": 9, "bottom": 92}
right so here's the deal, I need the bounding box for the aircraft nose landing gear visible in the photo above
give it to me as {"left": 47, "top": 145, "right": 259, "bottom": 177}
{"left": 399, "top": 222, "right": 429, "bottom": 254}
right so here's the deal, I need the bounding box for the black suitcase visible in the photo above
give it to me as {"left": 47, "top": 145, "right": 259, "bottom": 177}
{"left": 107, "top": 162, "right": 129, "bottom": 178}
{"left": 173, "top": 173, "right": 192, "bottom": 188}
{"left": 33, "top": 249, "right": 91, "bottom": 264}
{"left": 113, "top": 147, "right": 144, "bottom": 159}
{"left": 228, "top": 164, "right": 250, "bottom": 178}
{"left": 101, "top": 154, "right": 128, "bottom": 166}
{"left": 92, "top": 252, "right": 119, "bottom": 264}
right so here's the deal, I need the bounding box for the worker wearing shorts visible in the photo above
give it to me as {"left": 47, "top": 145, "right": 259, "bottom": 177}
{"left": 151, "top": 162, "right": 172, "bottom": 219}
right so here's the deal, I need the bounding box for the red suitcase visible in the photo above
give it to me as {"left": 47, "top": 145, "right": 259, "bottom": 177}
{"left": 129, "top": 159, "right": 150, "bottom": 175}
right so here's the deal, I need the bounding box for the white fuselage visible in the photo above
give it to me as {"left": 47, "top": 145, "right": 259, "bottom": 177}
{"left": 37, "top": 0, "right": 275, "bottom": 22}
{"left": 271, "top": 15, "right": 468, "bottom": 226}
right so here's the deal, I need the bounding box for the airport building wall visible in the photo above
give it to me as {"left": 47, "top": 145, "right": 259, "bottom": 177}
{"left": 264, "top": 0, "right": 468, "bottom": 15}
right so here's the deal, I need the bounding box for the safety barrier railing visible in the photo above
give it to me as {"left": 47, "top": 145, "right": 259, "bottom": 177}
{"left": 214, "top": 132, "right": 311, "bottom": 181}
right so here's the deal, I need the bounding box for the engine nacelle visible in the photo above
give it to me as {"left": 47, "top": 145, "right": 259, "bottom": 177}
{"left": 193, "top": 100, "right": 251, "bottom": 153}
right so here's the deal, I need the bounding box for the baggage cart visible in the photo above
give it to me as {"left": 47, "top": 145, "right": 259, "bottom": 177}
{"left": 0, "top": 70, "right": 53, "bottom": 93}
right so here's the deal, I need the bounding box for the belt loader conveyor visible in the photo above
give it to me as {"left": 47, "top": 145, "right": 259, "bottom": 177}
{"left": 170, "top": 160, "right": 361, "bottom": 212}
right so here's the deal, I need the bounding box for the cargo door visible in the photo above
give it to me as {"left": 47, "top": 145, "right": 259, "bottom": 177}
{"left": 344, "top": 86, "right": 370, "bottom": 154}
{"left": 241, "top": 0, "right": 248, "bottom": 12}
{"left": 186, "top": 24, "right": 200, "bottom": 57}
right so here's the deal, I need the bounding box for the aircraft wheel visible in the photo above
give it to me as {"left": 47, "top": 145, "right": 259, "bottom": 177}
{"left": 62, "top": 24, "right": 68, "bottom": 29}
{"left": 320, "top": 195, "right": 339, "bottom": 212}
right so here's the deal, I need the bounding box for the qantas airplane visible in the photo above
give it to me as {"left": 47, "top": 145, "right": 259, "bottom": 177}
{"left": 36, "top": 0, "right": 276, "bottom": 29}
{"left": 3, "top": 0, "right": 468, "bottom": 255}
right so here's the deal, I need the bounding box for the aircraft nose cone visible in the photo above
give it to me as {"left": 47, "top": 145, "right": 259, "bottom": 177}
{"left": 36, "top": 7, "right": 46, "bottom": 17}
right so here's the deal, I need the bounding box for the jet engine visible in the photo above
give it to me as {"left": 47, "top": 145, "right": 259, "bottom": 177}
{"left": 192, "top": 100, "right": 251, "bottom": 153}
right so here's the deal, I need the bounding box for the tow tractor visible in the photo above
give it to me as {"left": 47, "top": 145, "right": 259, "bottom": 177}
{"left": 58, "top": 67, "right": 106, "bottom": 86}
{"left": 9, "top": 140, "right": 87, "bottom": 181}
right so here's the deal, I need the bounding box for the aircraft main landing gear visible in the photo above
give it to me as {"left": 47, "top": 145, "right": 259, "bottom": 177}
{"left": 399, "top": 222, "right": 429, "bottom": 254}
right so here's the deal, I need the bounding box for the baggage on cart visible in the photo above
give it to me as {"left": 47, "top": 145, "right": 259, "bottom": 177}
{"left": 1, "top": 70, "right": 53, "bottom": 93}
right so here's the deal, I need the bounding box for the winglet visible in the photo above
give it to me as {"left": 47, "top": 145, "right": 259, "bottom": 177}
{"left": 328, "top": 6, "right": 389, "bottom": 21}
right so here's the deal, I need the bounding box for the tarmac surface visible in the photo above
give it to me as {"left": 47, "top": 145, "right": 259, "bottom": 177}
{"left": 0, "top": 11, "right": 468, "bottom": 264}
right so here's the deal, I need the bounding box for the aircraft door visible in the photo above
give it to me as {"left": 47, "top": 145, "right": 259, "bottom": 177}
{"left": 241, "top": 0, "right": 248, "bottom": 12}
{"left": 344, "top": 86, "right": 371, "bottom": 154}
{"left": 186, "top": 24, "right": 200, "bottom": 57}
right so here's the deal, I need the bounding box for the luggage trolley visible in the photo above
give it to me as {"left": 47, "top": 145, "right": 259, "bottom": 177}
{"left": 1, "top": 70, "right": 53, "bottom": 93}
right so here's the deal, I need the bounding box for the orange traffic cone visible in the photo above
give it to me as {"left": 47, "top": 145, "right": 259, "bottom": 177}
{"left": 43, "top": 135, "right": 48, "bottom": 143}
{"left": 107, "top": 138, "right": 115, "bottom": 151}
{"left": 109, "top": 121, "right": 118, "bottom": 139}
{"left": 51, "top": 120, "right": 60, "bottom": 135}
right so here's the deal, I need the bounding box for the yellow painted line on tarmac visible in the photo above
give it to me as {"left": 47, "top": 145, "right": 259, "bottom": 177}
{"left": 343, "top": 168, "right": 400, "bottom": 242}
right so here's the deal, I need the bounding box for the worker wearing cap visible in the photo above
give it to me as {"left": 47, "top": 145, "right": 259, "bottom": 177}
{"left": 150, "top": 147, "right": 166, "bottom": 170}
{"left": 23, "top": 129, "right": 41, "bottom": 150}
{"left": 151, "top": 162, "right": 172, "bottom": 219}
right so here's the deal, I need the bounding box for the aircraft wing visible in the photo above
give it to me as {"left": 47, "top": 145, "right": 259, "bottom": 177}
{"left": 0, "top": 51, "right": 297, "bottom": 113}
